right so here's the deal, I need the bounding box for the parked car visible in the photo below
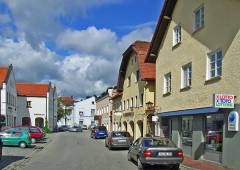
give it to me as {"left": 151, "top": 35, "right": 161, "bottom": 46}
{"left": 0, "top": 137, "right": 2, "bottom": 160}
{"left": 58, "top": 125, "right": 70, "bottom": 132}
{"left": 91, "top": 126, "right": 108, "bottom": 139}
{"left": 0, "top": 129, "right": 32, "bottom": 148}
{"left": 68, "top": 126, "right": 83, "bottom": 132}
{"left": 10, "top": 126, "right": 45, "bottom": 144}
{"left": 105, "top": 131, "right": 132, "bottom": 150}
{"left": 82, "top": 125, "right": 88, "bottom": 130}
{"left": 128, "top": 137, "right": 183, "bottom": 170}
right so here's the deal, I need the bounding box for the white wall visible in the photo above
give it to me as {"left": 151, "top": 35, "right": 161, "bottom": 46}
{"left": 70, "top": 96, "right": 96, "bottom": 127}
{"left": 1, "top": 69, "right": 17, "bottom": 126}
{"left": 17, "top": 96, "right": 47, "bottom": 127}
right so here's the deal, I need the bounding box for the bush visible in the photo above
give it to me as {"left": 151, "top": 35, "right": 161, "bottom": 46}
{"left": 43, "top": 119, "right": 52, "bottom": 133}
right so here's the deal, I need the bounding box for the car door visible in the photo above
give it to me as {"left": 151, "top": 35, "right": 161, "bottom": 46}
{"left": 129, "top": 138, "right": 141, "bottom": 161}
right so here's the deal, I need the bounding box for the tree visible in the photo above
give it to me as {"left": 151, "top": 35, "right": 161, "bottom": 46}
{"left": 57, "top": 97, "right": 74, "bottom": 125}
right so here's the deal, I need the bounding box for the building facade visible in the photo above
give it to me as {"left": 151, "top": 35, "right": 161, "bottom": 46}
{"left": 116, "top": 41, "right": 156, "bottom": 140}
{"left": 0, "top": 65, "right": 17, "bottom": 127}
{"left": 16, "top": 83, "right": 57, "bottom": 131}
{"left": 146, "top": 0, "right": 240, "bottom": 169}
{"left": 96, "top": 88, "right": 114, "bottom": 131}
{"left": 111, "top": 91, "right": 122, "bottom": 131}
{"left": 73, "top": 96, "right": 96, "bottom": 128}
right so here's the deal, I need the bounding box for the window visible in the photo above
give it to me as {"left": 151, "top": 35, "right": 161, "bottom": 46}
{"left": 131, "top": 59, "right": 133, "bottom": 65}
{"left": 181, "top": 63, "right": 192, "bottom": 88}
{"left": 135, "top": 96, "right": 138, "bottom": 108}
{"left": 140, "top": 93, "right": 144, "bottom": 106}
{"left": 92, "top": 101, "right": 95, "bottom": 105}
{"left": 164, "top": 73, "right": 171, "bottom": 94}
{"left": 127, "top": 99, "right": 129, "bottom": 109}
{"left": 173, "top": 25, "right": 181, "bottom": 46}
{"left": 123, "top": 101, "right": 125, "bottom": 110}
{"left": 127, "top": 76, "right": 131, "bottom": 87}
{"left": 207, "top": 49, "right": 222, "bottom": 79}
{"left": 26, "top": 101, "right": 32, "bottom": 108}
{"left": 131, "top": 97, "right": 134, "bottom": 108}
{"left": 194, "top": 5, "right": 204, "bottom": 31}
{"left": 135, "top": 56, "right": 137, "bottom": 63}
{"left": 136, "top": 70, "right": 140, "bottom": 82}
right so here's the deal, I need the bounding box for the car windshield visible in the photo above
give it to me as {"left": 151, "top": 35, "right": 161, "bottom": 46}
{"left": 143, "top": 138, "right": 176, "bottom": 147}
{"left": 98, "top": 126, "right": 106, "bottom": 131}
{"left": 112, "top": 132, "right": 130, "bottom": 137}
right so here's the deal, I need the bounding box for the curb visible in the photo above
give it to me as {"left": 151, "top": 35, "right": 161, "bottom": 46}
{"left": 181, "top": 164, "right": 198, "bottom": 170}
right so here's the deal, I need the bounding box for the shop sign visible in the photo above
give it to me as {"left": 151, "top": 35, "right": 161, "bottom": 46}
{"left": 152, "top": 116, "right": 159, "bottom": 122}
{"left": 34, "top": 113, "right": 45, "bottom": 116}
{"left": 214, "top": 94, "right": 234, "bottom": 108}
{"left": 228, "top": 111, "right": 239, "bottom": 131}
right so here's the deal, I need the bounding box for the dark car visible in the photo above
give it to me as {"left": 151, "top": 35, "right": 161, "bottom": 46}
{"left": 58, "top": 125, "right": 70, "bottom": 132}
{"left": 105, "top": 131, "right": 132, "bottom": 150}
{"left": 91, "top": 126, "right": 108, "bottom": 139}
{"left": 68, "top": 126, "right": 83, "bottom": 132}
{"left": 128, "top": 137, "right": 183, "bottom": 170}
{"left": 0, "top": 137, "right": 2, "bottom": 160}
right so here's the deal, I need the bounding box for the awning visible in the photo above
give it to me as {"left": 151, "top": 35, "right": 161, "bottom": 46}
{"left": 158, "top": 107, "right": 219, "bottom": 117}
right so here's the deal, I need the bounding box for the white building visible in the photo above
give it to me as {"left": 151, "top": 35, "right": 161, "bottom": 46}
{"left": 73, "top": 96, "right": 96, "bottom": 127}
{"left": 0, "top": 65, "right": 17, "bottom": 127}
{"left": 16, "top": 82, "right": 57, "bottom": 131}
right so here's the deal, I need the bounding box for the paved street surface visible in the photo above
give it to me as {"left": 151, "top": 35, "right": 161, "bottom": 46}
{"left": 6, "top": 131, "right": 191, "bottom": 170}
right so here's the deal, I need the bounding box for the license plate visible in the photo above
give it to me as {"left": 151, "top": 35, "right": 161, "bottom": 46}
{"left": 118, "top": 139, "right": 126, "bottom": 143}
{"left": 158, "top": 152, "right": 172, "bottom": 156}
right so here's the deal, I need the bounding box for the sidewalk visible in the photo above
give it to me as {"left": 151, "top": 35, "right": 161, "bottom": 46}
{"left": 182, "top": 156, "right": 233, "bottom": 170}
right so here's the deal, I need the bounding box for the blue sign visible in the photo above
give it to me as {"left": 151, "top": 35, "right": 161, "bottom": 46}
{"left": 228, "top": 111, "right": 239, "bottom": 131}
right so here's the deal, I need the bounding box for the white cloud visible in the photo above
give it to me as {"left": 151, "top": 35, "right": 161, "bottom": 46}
{"left": 0, "top": 24, "right": 153, "bottom": 97}
{"left": 2, "top": 0, "right": 120, "bottom": 48}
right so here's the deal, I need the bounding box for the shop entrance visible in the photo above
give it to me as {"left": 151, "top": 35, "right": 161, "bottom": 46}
{"left": 123, "top": 121, "right": 127, "bottom": 131}
{"left": 181, "top": 116, "right": 193, "bottom": 157}
{"left": 204, "top": 114, "right": 224, "bottom": 163}
{"left": 129, "top": 121, "right": 135, "bottom": 139}
{"left": 35, "top": 117, "right": 44, "bottom": 128}
{"left": 137, "top": 120, "right": 143, "bottom": 138}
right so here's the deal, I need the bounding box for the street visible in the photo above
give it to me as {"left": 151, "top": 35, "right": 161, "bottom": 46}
{"left": 6, "top": 131, "right": 190, "bottom": 170}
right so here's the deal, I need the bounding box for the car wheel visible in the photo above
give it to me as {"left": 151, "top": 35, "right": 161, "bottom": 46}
{"left": 19, "top": 142, "right": 27, "bottom": 148}
{"left": 137, "top": 157, "right": 145, "bottom": 170}
{"left": 31, "top": 138, "right": 36, "bottom": 144}
{"left": 171, "top": 164, "right": 180, "bottom": 170}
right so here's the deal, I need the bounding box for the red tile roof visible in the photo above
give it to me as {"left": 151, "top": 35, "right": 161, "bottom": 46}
{"left": 117, "top": 41, "right": 156, "bottom": 91}
{"left": 132, "top": 41, "right": 156, "bottom": 80}
{"left": 16, "top": 83, "right": 49, "bottom": 97}
{"left": 60, "top": 96, "right": 75, "bottom": 103}
{"left": 0, "top": 67, "right": 10, "bottom": 89}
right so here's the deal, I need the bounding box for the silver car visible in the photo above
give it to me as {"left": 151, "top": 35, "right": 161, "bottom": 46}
{"left": 128, "top": 137, "right": 183, "bottom": 170}
{"left": 105, "top": 131, "right": 132, "bottom": 150}
{"left": 68, "top": 126, "right": 83, "bottom": 132}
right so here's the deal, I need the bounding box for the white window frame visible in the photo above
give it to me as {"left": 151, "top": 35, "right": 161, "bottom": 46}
{"left": 173, "top": 24, "right": 181, "bottom": 46}
{"left": 193, "top": 5, "right": 204, "bottom": 32}
{"left": 206, "top": 49, "right": 222, "bottom": 80}
{"left": 181, "top": 63, "right": 192, "bottom": 88}
{"left": 163, "top": 73, "right": 171, "bottom": 94}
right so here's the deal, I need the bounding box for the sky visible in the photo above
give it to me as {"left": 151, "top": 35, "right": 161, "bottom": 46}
{"left": 0, "top": 0, "right": 163, "bottom": 98}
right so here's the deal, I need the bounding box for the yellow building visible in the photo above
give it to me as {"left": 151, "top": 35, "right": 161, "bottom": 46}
{"left": 146, "top": 0, "right": 240, "bottom": 169}
{"left": 116, "top": 41, "right": 156, "bottom": 140}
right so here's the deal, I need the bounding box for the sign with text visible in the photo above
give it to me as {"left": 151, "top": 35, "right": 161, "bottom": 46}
{"left": 214, "top": 94, "right": 235, "bottom": 108}
{"left": 228, "top": 111, "right": 239, "bottom": 131}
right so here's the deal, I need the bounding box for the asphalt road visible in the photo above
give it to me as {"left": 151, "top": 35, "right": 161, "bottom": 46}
{"left": 20, "top": 131, "right": 190, "bottom": 170}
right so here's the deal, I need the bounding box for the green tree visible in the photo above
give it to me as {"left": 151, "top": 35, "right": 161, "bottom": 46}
{"left": 57, "top": 97, "right": 74, "bottom": 125}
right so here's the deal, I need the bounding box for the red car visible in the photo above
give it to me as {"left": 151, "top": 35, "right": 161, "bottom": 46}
{"left": 4, "top": 126, "right": 45, "bottom": 143}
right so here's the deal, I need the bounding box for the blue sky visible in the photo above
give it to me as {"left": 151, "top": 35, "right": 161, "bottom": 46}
{"left": 0, "top": 0, "right": 163, "bottom": 97}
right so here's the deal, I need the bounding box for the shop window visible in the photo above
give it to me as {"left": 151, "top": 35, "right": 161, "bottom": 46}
{"left": 205, "top": 114, "right": 224, "bottom": 152}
